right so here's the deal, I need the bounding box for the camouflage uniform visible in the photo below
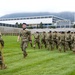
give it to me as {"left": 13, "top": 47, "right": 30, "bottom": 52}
{"left": 0, "top": 33, "right": 7, "bottom": 69}
{"left": 72, "top": 32, "right": 75, "bottom": 52}
{"left": 46, "top": 31, "right": 53, "bottom": 50}
{"left": 33, "top": 32, "right": 41, "bottom": 49}
{"left": 59, "top": 32, "right": 68, "bottom": 52}
{"left": 19, "top": 29, "right": 31, "bottom": 58}
{"left": 52, "top": 31, "right": 59, "bottom": 49}
{"left": 57, "top": 32, "right": 62, "bottom": 51}
{"left": 66, "top": 31, "right": 72, "bottom": 51}
{"left": 41, "top": 31, "right": 47, "bottom": 48}
{"left": 45, "top": 31, "right": 53, "bottom": 50}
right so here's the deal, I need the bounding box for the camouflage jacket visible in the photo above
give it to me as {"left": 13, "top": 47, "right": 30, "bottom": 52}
{"left": 66, "top": 34, "right": 73, "bottom": 42}
{"left": 53, "top": 33, "right": 58, "bottom": 41}
{"left": 0, "top": 37, "right": 4, "bottom": 51}
{"left": 34, "top": 33, "right": 40, "bottom": 39}
{"left": 60, "top": 34, "right": 66, "bottom": 41}
{"left": 41, "top": 33, "right": 47, "bottom": 40}
{"left": 20, "top": 29, "right": 31, "bottom": 41}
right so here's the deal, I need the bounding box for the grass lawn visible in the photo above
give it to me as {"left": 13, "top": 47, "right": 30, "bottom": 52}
{"left": 0, "top": 36, "right": 75, "bottom": 75}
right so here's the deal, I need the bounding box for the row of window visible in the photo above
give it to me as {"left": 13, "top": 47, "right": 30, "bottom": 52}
{"left": 0, "top": 23, "right": 17, "bottom": 27}
{"left": 57, "top": 25, "right": 71, "bottom": 28}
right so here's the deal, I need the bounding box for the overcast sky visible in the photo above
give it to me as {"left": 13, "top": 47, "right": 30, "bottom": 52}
{"left": 0, "top": 0, "right": 75, "bottom": 17}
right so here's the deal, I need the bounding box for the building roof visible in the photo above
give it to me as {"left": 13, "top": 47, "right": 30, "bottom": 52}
{"left": 0, "top": 15, "right": 68, "bottom": 21}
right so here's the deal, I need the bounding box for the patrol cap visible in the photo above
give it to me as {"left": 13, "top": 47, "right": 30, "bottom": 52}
{"left": 67, "top": 31, "right": 71, "bottom": 33}
{"left": 22, "top": 23, "right": 27, "bottom": 25}
{"left": 36, "top": 31, "right": 39, "bottom": 33}
{"left": 61, "top": 31, "right": 65, "bottom": 34}
{"left": 53, "top": 31, "right": 57, "bottom": 33}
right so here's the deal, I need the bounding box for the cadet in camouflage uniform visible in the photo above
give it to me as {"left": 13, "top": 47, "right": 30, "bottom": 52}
{"left": 33, "top": 31, "right": 41, "bottom": 49}
{"left": 41, "top": 31, "right": 47, "bottom": 48}
{"left": 66, "top": 31, "right": 72, "bottom": 51}
{"left": 52, "top": 31, "right": 59, "bottom": 49}
{"left": 71, "top": 31, "right": 75, "bottom": 50}
{"left": 18, "top": 23, "right": 32, "bottom": 58}
{"left": 0, "top": 32, "right": 7, "bottom": 69}
{"left": 46, "top": 31, "right": 53, "bottom": 50}
{"left": 59, "top": 32, "right": 67, "bottom": 52}
{"left": 72, "top": 32, "right": 75, "bottom": 52}
{"left": 57, "top": 31, "right": 62, "bottom": 52}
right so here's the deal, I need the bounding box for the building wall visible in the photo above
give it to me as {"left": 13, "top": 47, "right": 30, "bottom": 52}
{"left": 0, "top": 15, "right": 72, "bottom": 28}
{"left": 56, "top": 20, "right": 71, "bottom": 28}
{"left": 0, "top": 18, "right": 52, "bottom": 25}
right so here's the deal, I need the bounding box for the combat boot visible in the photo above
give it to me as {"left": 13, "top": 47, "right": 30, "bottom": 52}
{"left": 23, "top": 51, "right": 28, "bottom": 58}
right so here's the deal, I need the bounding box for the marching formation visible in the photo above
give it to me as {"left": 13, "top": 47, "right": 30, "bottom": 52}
{"left": 17, "top": 23, "right": 75, "bottom": 59}
{"left": 33, "top": 31, "right": 75, "bottom": 52}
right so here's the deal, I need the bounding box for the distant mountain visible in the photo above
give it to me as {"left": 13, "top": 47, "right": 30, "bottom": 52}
{"left": 0, "top": 12, "right": 75, "bottom": 22}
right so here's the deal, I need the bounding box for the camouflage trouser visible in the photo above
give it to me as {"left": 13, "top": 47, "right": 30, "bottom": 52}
{"left": 0, "top": 43, "right": 7, "bottom": 69}
{"left": 21, "top": 41, "right": 28, "bottom": 58}
{"left": 67, "top": 41, "right": 72, "bottom": 50}
{"left": 53, "top": 39, "right": 58, "bottom": 49}
{"left": 0, "top": 43, "right": 3, "bottom": 65}
{"left": 41, "top": 39, "right": 47, "bottom": 48}
{"left": 0, "top": 51, "right": 2, "bottom": 65}
{"left": 49, "top": 41, "right": 53, "bottom": 50}
{"left": 46, "top": 39, "right": 53, "bottom": 50}
{"left": 45, "top": 39, "right": 48, "bottom": 49}
{"left": 58, "top": 41, "right": 68, "bottom": 52}
{"left": 0, "top": 51, "right": 6, "bottom": 69}
{"left": 21, "top": 41, "right": 28, "bottom": 51}
{"left": 34, "top": 39, "right": 41, "bottom": 49}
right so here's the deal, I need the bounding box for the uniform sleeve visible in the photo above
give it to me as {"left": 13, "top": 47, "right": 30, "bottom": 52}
{"left": 0, "top": 39, "right": 4, "bottom": 47}
{"left": 19, "top": 31, "right": 22, "bottom": 37}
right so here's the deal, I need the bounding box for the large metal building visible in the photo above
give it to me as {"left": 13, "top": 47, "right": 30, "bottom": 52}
{"left": 0, "top": 15, "right": 71, "bottom": 28}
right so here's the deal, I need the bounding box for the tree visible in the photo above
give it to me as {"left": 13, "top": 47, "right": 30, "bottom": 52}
{"left": 15, "top": 22, "right": 19, "bottom": 27}
{"left": 73, "top": 24, "right": 75, "bottom": 28}
{"left": 49, "top": 26, "right": 56, "bottom": 28}
{"left": 15, "top": 22, "right": 22, "bottom": 28}
{"left": 39, "top": 22, "right": 43, "bottom": 28}
{"left": 18, "top": 23, "right": 22, "bottom": 28}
